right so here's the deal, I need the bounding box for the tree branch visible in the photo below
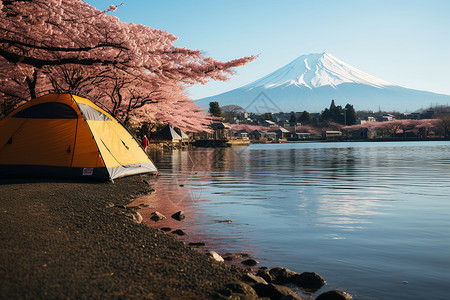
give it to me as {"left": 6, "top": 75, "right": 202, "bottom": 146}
{"left": 0, "top": 48, "right": 128, "bottom": 68}
{"left": 0, "top": 38, "right": 129, "bottom": 53}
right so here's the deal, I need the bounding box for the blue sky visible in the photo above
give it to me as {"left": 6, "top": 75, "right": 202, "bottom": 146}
{"left": 85, "top": 0, "right": 450, "bottom": 100}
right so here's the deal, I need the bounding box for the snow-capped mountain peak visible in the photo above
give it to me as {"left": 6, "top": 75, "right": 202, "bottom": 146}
{"left": 196, "top": 52, "right": 450, "bottom": 113}
{"left": 246, "top": 52, "right": 392, "bottom": 90}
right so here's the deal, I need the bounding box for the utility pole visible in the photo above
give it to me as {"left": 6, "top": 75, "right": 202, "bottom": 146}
{"left": 342, "top": 107, "right": 347, "bottom": 125}
{"left": 344, "top": 108, "right": 347, "bottom": 126}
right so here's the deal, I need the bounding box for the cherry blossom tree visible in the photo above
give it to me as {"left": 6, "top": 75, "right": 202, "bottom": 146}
{"left": 295, "top": 125, "right": 322, "bottom": 135}
{"left": 343, "top": 119, "right": 443, "bottom": 139}
{"left": 229, "top": 124, "right": 272, "bottom": 133}
{"left": 0, "top": 0, "right": 255, "bottom": 130}
{"left": 435, "top": 114, "right": 450, "bottom": 138}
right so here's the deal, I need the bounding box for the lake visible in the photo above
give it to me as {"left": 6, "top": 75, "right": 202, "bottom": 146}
{"left": 134, "top": 141, "right": 450, "bottom": 299}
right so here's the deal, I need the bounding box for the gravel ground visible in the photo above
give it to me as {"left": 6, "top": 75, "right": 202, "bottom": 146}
{"left": 0, "top": 174, "right": 247, "bottom": 299}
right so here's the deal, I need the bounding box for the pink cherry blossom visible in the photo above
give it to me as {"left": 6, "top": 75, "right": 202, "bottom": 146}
{"left": 0, "top": 0, "right": 255, "bottom": 131}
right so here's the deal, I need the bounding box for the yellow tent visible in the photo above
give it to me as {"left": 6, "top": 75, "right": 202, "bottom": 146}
{"left": 0, "top": 93, "right": 157, "bottom": 180}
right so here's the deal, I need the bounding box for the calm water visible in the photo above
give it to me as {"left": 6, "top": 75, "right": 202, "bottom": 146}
{"left": 134, "top": 141, "right": 450, "bottom": 299}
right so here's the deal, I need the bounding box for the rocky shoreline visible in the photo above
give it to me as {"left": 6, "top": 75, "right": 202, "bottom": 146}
{"left": 137, "top": 203, "right": 353, "bottom": 300}
{"left": 0, "top": 174, "right": 351, "bottom": 299}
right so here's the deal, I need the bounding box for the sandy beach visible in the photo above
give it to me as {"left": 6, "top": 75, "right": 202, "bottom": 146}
{"left": 0, "top": 175, "right": 247, "bottom": 299}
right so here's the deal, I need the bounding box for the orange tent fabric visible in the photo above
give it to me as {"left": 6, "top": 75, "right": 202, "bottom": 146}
{"left": 0, "top": 93, "right": 157, "bottom": 180}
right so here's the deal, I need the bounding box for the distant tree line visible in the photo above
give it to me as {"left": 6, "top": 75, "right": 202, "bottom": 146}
{"left": 321, "top": 100, "right": 357, "bottom": 125}
{"left": 210, "top": 99, "right": 358, "bottom": 126}
{"left": 291, "top": 100, "right": 357, "bottom": 126}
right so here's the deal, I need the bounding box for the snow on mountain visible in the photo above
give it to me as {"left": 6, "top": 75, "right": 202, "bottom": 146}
{"left": 196, "top": 52, "right": 450, "bottom": 113}
{"left": 247, "top": 52, "right": 391, "bottom": 90}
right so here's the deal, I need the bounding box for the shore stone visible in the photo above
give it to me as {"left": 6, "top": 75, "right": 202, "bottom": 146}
{"left": 223, "top": 254, "right": 241, "bottom": 261}
{"left": 160, "top": 227, "right": 171, "bottom": 232}
{"left": 171, "top": 229, "right": 186, "bottom": 236}
{"left": 126, "top": 205, "right": 141, "bottom": 210}
{"left": 150, "top": 211, "right": 166, "bottom": 221}
{"left": 316, "top": 290, "right": 352, "bottom": 300}
{"left": 269, "top": 266, "right": 298, "bottom": 284}
{"left": 171, "top": 211, "right": 185, "bottom": 221}
{"left": 225, "top": 282, "right": 258, "bottom": 297}
{"left": 217, "top": 289, "right": 232, "bottom": 298}
{"left": 188, "top": 242, "right": 206, "bottom": 247}
{"left": 293, "top": 272, "right": 326, "bottom": 290}
{"left": 207, "top": 251, "right": 224, "bottom": 262}
{"left": 131, "top": 211, "right": 143, "bottom": 224}
{"left": 242, "top": 273, "right": 268, "bottom": 285}
{"left": 241, "top": 258, "right": 259, "bottom": 266}
{"left": 256, "top": 269, "right": 273, "bottom": 283}
{"left": 115, "top": 209, "right": 143, "bottom": 224}
{"left": 252, "top": 283, "right": 303, "bottom": 300}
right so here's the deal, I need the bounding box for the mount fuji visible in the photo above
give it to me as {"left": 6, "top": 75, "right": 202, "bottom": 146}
{"left": 196, "top": 52, "right": 450, "bottom": 113}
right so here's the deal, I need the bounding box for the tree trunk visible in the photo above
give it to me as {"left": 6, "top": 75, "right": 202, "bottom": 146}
{"left": 25, "top": 69, "right": 38, "bottom": 99}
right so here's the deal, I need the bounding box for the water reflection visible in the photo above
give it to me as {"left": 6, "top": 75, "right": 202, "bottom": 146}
{"left": 143, "top": 144, "right": 397, "bottom": 237}
{"left": 135, "top": 142, "right": 450, "bottom": 300}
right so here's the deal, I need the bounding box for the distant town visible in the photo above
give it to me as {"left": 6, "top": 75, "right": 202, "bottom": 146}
{"left": 147, "top": 100, "right": 450, "bottom": 149}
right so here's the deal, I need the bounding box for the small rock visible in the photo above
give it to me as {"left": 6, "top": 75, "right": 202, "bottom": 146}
{"left": 242, "top": 273, "right": 268, "bottom": 285}
{"left": 270, "top": 266, "right": 298, "bottom": 284}
{"left": 139, "top": 203, "right": 151, "bottom": 207}
{"left": 131, "top": 211, "right": 143, "bottom": 224}
{"left": 256, "top": 268, "right": 273, "bottom": 283}
{"left": 188, "top": 242, "right": 206, "bottom": 247}
{"left": 126, "top": 205, "right": 141, "bottom": 210}
{"left": 293, "top": 272, "right": 326, "bottom": 291}
{"left": 316, "top": 290, "right": 352, "bottom": 300}
{"left": 115, "top": 210, "right": 143, "bottom": 224}
{"left": 179, "top": 184, "right": 184, "bottom": 187}
{"left": 217, "top": 288, "right": 232, "bottom": 298}
{"left": 142, "top": 179, "right": 151, "bottom": 185}
{"left": 223, "top": 254, "right": 242, "bottom": 261}
{"left": 225, "top": 282, "right": 258, "bottom": 297}
{"left": 241, "top": 258, "right": 259, "bottom": 266}
{"left": 171, "top": 229, "right": 186, "bottom": 236}
{"left": 150, "top": 211, "right": 166, "bottom": 221}
{"left": 114, "top": 204, "right": 127, "bottom": 209}
{"left": 160, "top": 227, "right": 171, "bottom": 232}
{"left": 217, "top": 220, "right": 233, "bottom": 223}
{"left": 171, "top": 211, "right": 185, "bottom": 221}
{"left": 207, "top": 251, "right": 224, "bottom": 262}
{"left": 252, "top": 283, "right": 302, "bottom": 300}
